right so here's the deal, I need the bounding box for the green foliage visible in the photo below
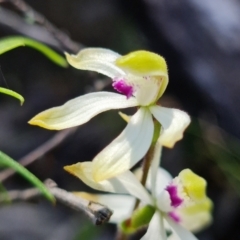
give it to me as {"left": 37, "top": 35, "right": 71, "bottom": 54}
{"left": 0, "top": 151, "right": 55, "bottom": 203}
{"left": 0, "top": 36, "right": 68, "bottom": 67}
{"left": 120, "top": 205, "right": 155, "bottom": 234}
{"left": 73, "top": 221, "right": 104, "bottom": 240}
{"left": 187, "top": 119, "right": 240, "bottom": 197}
{"left": 131, "top": 205, "right": 155, "bottom": 228}
{"left": 0, "top": 87, "right": 24, "bottom": 105}
{"left": 0, "top": 36, "right": 68, "bottom": 103}
{"left": 0, "top": 181, "right": 10, "bottom": 203}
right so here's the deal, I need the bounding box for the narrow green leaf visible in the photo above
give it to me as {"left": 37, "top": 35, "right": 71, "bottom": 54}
{"left": 0, "top": 87, "right": 24, "bottom": 105}
{"left": 0, "top": 38, "right": 25, "bottom": 55}
{"left": 0, "top": 181, "right": 10, "bottom": 203}
{"left": 0, "top": 151, "right": 55, "bottom": 202}
{"left": 0, "top": 36, "right": 68, "bottom": 67}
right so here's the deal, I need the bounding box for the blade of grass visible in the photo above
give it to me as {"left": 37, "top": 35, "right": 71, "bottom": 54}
{"left": 0, "top": 151, "right": 55, "bottom": 203}
{"left": 0, "top": 181, "right": 10, "bottom": 203}
{"left": 0, "top": 36, "right": 68, "bottom": 67}
{"left": 0, "top": 87, "right": 24, "bottom": 105}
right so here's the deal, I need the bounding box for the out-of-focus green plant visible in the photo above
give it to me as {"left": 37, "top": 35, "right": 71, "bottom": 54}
{"left": 73, "top": 221, "right": 104, "bottom": 240}
{"left": 0, "top": 36, "right": 67, "bottom": 67}
{"left": 0, "top": 36, "right": 67, "bottom": 104}
{"left": 0, "top": 151, "right": 55, "bottom": 202}
{"left": 187, "top": 119, "right": 240, "bottom": 197}
{"left": 0, "top": 87, "right": 24, "bottom": 105}
{"left": 0, "top": 181, "right": 10, "bottom": 203}
{"left": 0, "top": 36, "right": 67, "bottom": 202}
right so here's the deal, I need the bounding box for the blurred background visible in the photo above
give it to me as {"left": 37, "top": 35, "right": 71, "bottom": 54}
{"left": 1, "top": 0, "right": 240, "bottom": 239}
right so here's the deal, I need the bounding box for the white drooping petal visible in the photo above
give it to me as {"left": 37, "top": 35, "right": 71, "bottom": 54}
{"left": 65, "top": 48, "right": 125, "bottom": 78}
{"left": 165, "top": 216, "right": 198, "bottom": 240}
{"left": 150, "top": 106, "right": 191, "bottom": 148}
{"left": 157, "top": 190, "right": 172, "bottom": 213}
{"left": 92, "top": 107, "right": 154, "bottom": 181}
{"left": 155, "top": 168, "right": 172, "bottom": 197}
{"left": 73, "top": 192, "right": 135, "bottom": 223}
{"left": 102, "top": 195, "right": 134, "bottom": 223}
{"left": 29, "top": 92, "right": 138, "bottom": 130}
{"left": 141, "top": 212, "right": 167, "bottom": 240}
{"left": 64, "top": 163, "right": 152, "bottom": 205}
{"left": 116, "top": 171, "right": 153, "bottom": 205}
{"left": 167, "top": 233, "right": 181, "bottom": 240}
{"left": 64, "top": 162, "right": 130, "bottom": 194}
{"left": 147, "top": 166, "right": 172, "bottom": 199}
{"left": 96, "top": 194, "right": 134, "bottom": 223}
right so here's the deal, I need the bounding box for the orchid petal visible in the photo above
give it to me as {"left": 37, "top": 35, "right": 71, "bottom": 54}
{"left": 165, "top": 216, "right": 198, "bottom": 240}
{"left": 150, "top": 106, "right": 190, "bottom": 148}
{"left": 178, "top": 169, "right": 207, "bottom": 202}
{"left": 92, "top": 107, "right": 154, "bottom": 181}
{"left": 64, "top": 162, "right": 152, "bottom": 204}
{"left": 115, "top": 171, "right": 153, "bottom": 205}
{"left": 73, "top": 192, "right": 135, "bottom": 223}
{"left": 115, "top": 50, "right": 167, "bottom": 77}
{"left": 64, "top": 162, "right": 129, "bottom": 194}
{"left": 115, "top": 50, "right": 169, "bottom": 102}
{"left": 167, "top": 233, "right": 181, "bottom": 240}
{"left": 29, "top": 92, "right": 138, "bottom": 130}
{"left": 141, "top": 212, "right": 167, "bottom": 240}
{"left": 65, "top": 48, "right": 125, "bottom": 78}
{"left": 157, "top": 190, "right": 172, "bottom": 212}
{"left": 98, "top": 194, "right": 134, "bottom": 223}
{"left": 179, "top": 210, "right": 212, "bottom": 233}
{"left": 178, "top": 197, "right": 213, "bottom": 232}
{"left": 147, "top": 166, "right": 172, "bottom": 199}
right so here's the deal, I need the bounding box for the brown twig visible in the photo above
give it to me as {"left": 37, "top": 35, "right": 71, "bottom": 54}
{"left": 0, "top": 0, "right": 83, "bottom": 53}
{"left": 0, "top": 127, "right": 77, "bottom": 182}
{"left": 0, "top": 178, "right": 113, "bottom": 225}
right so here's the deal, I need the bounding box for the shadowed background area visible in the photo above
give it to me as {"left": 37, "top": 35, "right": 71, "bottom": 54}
{"left": 1, "top": 0, "right": 240, "bottom": 239}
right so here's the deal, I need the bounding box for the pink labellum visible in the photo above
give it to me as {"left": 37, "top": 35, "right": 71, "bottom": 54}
{"left": 112, "top": 78, "right": 134, "bottom": 99}
{"left": 166, "top": 184, "right": 183, "bottom": 208}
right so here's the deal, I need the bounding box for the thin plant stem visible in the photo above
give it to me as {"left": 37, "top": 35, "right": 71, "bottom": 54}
{"left": 116, "top": 122, "right": 160, "bottom": 239}
{"left": 133, "top": 144, "right": 155, "bottom": 210}
{"left": 116, "top": 231, "right": 128, "bottom": 240}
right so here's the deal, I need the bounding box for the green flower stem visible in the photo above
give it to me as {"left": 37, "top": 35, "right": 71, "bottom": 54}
{"left": 133, "top": 120, "right": 161, "bottom": 210}
{"left": 117, "top": 121, "right": 161, "bottom": 240}
{"left": 116, "top": 231, "right": 128, "bottom": 240}
{"left": 140, "top": 145, "right": 156, "bottom": 186}
{"left": 117, "top": 143, "right": 157, "bottom": 240}
{"left": 133, "top": 145, "right": 155, "bottom": 211}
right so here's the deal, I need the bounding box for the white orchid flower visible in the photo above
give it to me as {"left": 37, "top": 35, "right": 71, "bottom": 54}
{"left": 65, "top": 162, "right": 212, "bottom": 240}
{"left": 64, "top": 160, "right": 212, "bottom": 240}
{"left": 29, "top": 48, "right": 190, "bottom": 181}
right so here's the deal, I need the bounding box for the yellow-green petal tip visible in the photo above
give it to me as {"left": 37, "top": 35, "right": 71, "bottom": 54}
{"left": 115, "top": 50, "right": 168, "bottom": 75}
{"left": 179, "top": 169, "right": 207, "bottom": 202}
